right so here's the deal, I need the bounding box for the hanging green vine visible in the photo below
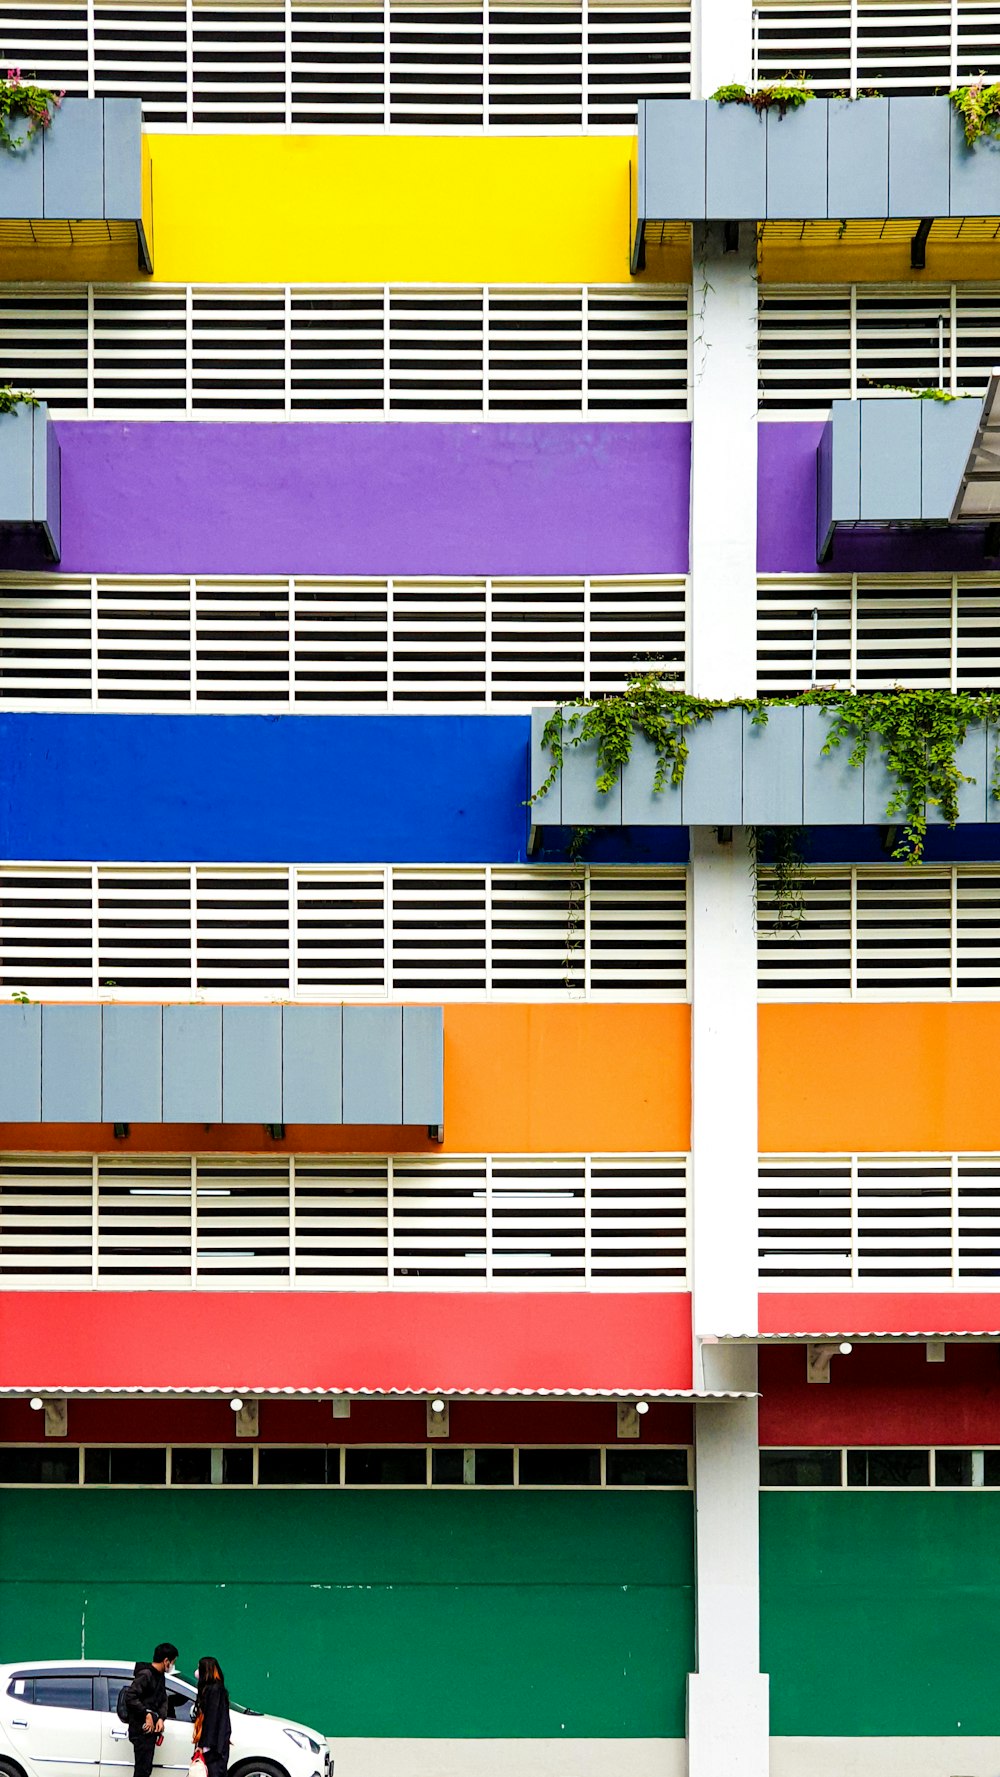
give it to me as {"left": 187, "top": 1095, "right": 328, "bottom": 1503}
{"left": 950, "top": 75, "right": 1000, "bottom": 148}
{"left": 710, "top": 75, "right": 813, "bottom": 117}
{"left": 0, "top": 387, "right": 39, "bottom": 416}
{"left": 532, "top": 676, "right": 1000, "bottom": 867}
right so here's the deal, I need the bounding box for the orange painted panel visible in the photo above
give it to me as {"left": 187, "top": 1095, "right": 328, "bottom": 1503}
{"left": 0, "top": 1003, "right": 690, "bottom": 1156}
{"left": 760, "top": 1003, "right": 1000, "bottom": 1153}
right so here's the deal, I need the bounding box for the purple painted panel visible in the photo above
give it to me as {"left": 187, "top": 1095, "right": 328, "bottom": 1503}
{"left": 9, "top": 421, "right": 690, "bottom": 576}
{"left": 759, "top": 420, "right": 990, "bottom": 573}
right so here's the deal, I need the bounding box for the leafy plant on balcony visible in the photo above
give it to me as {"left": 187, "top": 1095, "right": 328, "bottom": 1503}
{"left": 0, "top": 67, "right": 64, "bottom": 151}
{"left": 710, "top": 75, "right": 813, "bottom": 118}
{"left": 532, "top": 676, "right": 1000, "bottom": 868}
{"left": 950, "top": 75, "right": 1000, "bottom": 148}
{"left": 0, "top": 386, "right": 40, "bottom": 416}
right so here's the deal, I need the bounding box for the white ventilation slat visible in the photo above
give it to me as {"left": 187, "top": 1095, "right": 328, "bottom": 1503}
{"left": 0, "top": 864, "right": 688, "bottom": 1001}
{"left": 753, "top": 3, "right": 1000, "bottom": 95}
{"left": 0, "top": 573, "right": 686, "bottom": 707}
{"left": 0, "top": 1153, "right": 689, "bottom": 1288}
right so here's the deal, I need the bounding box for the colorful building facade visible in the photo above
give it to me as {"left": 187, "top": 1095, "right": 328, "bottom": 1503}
{"left": 4, "top": 3, "right": 1000, "bottom": 1775}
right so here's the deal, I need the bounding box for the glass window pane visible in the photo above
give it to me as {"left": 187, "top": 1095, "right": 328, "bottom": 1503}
{"left": 984, "top": 1451, "right": 1000, "bottom": 1486}
{"left": 171, "top": 1449, "right": 212, "bottom": 1486}
{"left": 0, "top": 1448, "right": 79, "bottom": 1484}
{"left": 847, "top": 1449, "right": 929, "bottom": 1487}
{"left": 431, "top": 1449, "right": 464, "bottom": 1485}
{"left": 345, "top": 1448, "right": 427, "bottom": 1485}
{"left": 606, "top": 1448, "right": 689, "bottom": 1487}
{"left": 84, "top": 1448, "right": 166, "bottom": 1485}
{"left": 473, "top": 1448, "right": 514, "bottom": 1485}
{"left": 518, "top": 1449, "right": 600, "bottom": 1486}
{"left": 222, "top": 1448, "right": 254, "bottom": 1485}
{"left": 257, "top": 1449, "right": 332, "bottom": 1486}
{"left": 935, "top": 1449, "right": 973, "bottom": 1487}
{"left": 761, "top": 1450, "right": 841, "bottom": 1487}
{"left": 32, "top": 1678, "right": 94, "bottom": 1711}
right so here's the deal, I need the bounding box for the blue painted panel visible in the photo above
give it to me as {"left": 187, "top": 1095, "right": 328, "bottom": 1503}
{"left": 642, "top": 98, "right": 706, "bottom": 219}
{"left": 742, "top": 707, "right": 804, "bottom": 825}
{"left": 766, "top": 101, "right": 827, "bottom": 217}
{"left": 706, "top": 103, "right": 766, "bottom": 218}
{"left": 0, "top": 137, "right": 44, "bottom": 220}
{"left": 42, "top": 1004, "right": 102, "bottom": 1121}
{"left": 921, "top": 398, "right": 980, "bottom": 519}
{"left": 281, "top": 1006, "right": 342, "bottom": 1123}
{"left": 949, "top": 107, "right": 1000, "bottom": 217}
{"left": 680, "top": 709, "right": 742, "bottom": 825}
{"left": 43, "top": 99, "right": 103, "bottom": 218}
{"left": 860, "top": 401, "right": 920, "bottom": 521}
{"left": 0, "top": 1005, "right": 41, "bottom": 1121}
{"left": 621, "top": 730, "right": 683, "bottom": 825}
{"left": 802, "top": 707, "right": 864, "bottom": 824}
{"left": 0, "top": 716, "right": 531, "bottom": 864}
{"left": 827, "top": 98, "right": 888, "bottom": 218}
{"left": 402, "top": 1006, "right": 444, "bottom": 1125}
{"left": 561, "top": 731, "right": 623, "bottom": 827}
{"left": 163, "top": 1005, "right": 222, "bottom": 1121}
{"left": 102, "top": 1005, "right": 162, "bottom": 1122}
{"left": 222, "top": 1005, "right": 282, "bottom": 1123}
{"left": 0, "top": 413, "right": 35, "bottom": 523}
{"left": 343, "top": 1006, "right": 403, "bottom": 1124}
{"left": 888, "top": 96, "right": 950, "bottom": 218}
{"left": 830, "top": 401, "right": 861, "bottom": 526}
{"left": 103, "top": 100, "right": 142, "bottom": 217}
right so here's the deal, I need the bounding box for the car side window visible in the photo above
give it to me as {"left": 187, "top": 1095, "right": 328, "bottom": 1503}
{"left": 165, "top": 1684, "right": 195, "bottom": 1724}
{"left": 30, "top": 1678, "right": 95, "bottom": 1711}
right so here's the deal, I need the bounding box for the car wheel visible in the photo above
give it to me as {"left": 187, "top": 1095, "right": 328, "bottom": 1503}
{"left": 0, "top": 1757, "right": 29, "bottom": 1777}
{"left": 231, "top": 1759, "right": 289, "bottom": 1777}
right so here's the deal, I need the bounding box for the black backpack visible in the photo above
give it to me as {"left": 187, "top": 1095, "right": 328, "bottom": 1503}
{"left": 115, "top": 1684, "right": 132, "bottom": 1725}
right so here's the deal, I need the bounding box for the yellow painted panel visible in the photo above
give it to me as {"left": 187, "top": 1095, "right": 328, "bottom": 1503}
{"left": 0, "top": 133, "right": 689, "bottom": 286}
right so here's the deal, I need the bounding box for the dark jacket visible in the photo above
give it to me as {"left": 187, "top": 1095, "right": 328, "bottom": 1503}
{"left": 195, "top": 1681, "right": 232, "bottom": 1758}
{"left": 125, "top": 1664, "right": 168, "bottom": 1736}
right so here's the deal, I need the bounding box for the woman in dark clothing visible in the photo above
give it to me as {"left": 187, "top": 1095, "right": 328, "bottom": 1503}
{"left": 192, "top": 1657, "right": 232, "bottom": 1777}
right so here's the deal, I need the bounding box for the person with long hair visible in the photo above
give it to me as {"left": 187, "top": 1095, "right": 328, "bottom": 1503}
{"left": 192, "top": 1657, "right": 232, "bottom": 1777}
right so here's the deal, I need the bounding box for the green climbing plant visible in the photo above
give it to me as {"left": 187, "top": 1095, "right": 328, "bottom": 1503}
{"left": 710, "top": 75, "right": 813, "bottom": 117}
{"left": 0, "top": 386, "right": 39, "bottom": 416}
{"left": 950, "top": 75, "right": 1000, "bottom": 148}
{"left": 0, "top": 69, "right": 64, "bottom": 151}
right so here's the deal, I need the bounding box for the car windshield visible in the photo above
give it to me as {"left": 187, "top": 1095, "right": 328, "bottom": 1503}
{"left": 173, "top": 1675, "right": 254, "bottom": 1716}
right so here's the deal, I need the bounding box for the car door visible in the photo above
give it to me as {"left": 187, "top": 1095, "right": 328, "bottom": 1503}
{"left": 98, "top": 1675, "right": 195, "bottom": 1777}
{"left": 5, "top": 1671, "right": 102, "bottom": 1777}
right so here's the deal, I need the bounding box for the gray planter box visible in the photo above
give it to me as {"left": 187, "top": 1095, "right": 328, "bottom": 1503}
{"left": 0, "top": 98, "right": 152, "bottom": 271}
{"left": 817, "top": 395, "right": 983, "bottom": 561}
{"left": 0, "top": 404, "right": 60, "bottom": 562}
{"left": 636, "top": 95, "right": 1000, "bottom": 252}
{"left": 0, "top": 1003, "right": 444, "bottom": 1129}
{"left": 530, "top": 706, "right": 996, "bottom": 831}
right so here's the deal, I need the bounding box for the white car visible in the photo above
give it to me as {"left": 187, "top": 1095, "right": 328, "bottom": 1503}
{"left": 0, "top": 1664, "right": 331, "bottom": 1777}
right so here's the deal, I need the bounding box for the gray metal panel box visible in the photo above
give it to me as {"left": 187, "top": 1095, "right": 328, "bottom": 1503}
{"left": 642, "top": 96, "right": 706, "bottom": 220}
{"left": 888, "top": 96, "right": 951, "bottom": 219}
{"left": 827, "top": 97, "right": 889, "bottom": 218}
{"left": 681, "top": 708, "right": 743, "bottom": 824}
{"left": 43, "top": 97, "right": 104, "bottom": 218}
{"left": 706, "top": 101, "right": 767, "bottom": 218}
{"left": 281, "top": 1005, "right": 343, "bottom": 1123}
{"left": 742, "top": 706, "right": 804, "bottom": 824}
{"left": 530, "top": 707, "right": 561, "bottom": 825}
{"left": 560, "top": 730, "right": 623, "bottom": 825}
{"left": 949, "top": 106, "right": 1000, "bottom": 217}
{"left": 860, "top": 400, "right": 921, "bottom": 521}
{"left": 0, "top": 405, "right": 61, "bottom": 562}
{"left": 343, "top": 1006, "right": 403, "bottom": 1124}
{"left": 103, "top": 98, "right": 143, "bottom": 218}
{"left": 801, "top": 706, "right": 865, "bottom": 823}
{"left": 990, "top": 728, "right": 1000, "bottom": 822}
{"left": 621, "top": 730, "right": 683, "bottom": 825}
{"left": 925, "top": 724, "right": 988, "bottom": 825}
{"left": 0, "top": 136, "right": 44, "bottom": 220}
{"left": 766, "top": 100, "right": 827, "bottom": 217}
{"left": 0, "top": 1004, "right": 42, "bottom": 1121}
{"left": 163, "top": 1004, "right": 222, "bottom": 1121}
{"left": 102, "top": 1004, "right": 162, "bottom": 1122}
{"left": 921, "top": 398, "right": 981, "bottom": 518}
{"left": 402, "top": 1006, "right": 444, "bottom": 1125}
{"left": 222, "top": 1005, "right": 282, "bottom": 1123}
{"left": 862, "top": 742, "right": 898, "bottom": 824}
{"left": 42, "top": 1004, "right": 102, "bottom": 1121}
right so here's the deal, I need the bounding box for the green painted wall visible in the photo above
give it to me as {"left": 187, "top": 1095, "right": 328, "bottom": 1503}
{"left": 0, "top": 1489, "right": 693, "bottom": 1739}
{"left": 762, "top": 1491, "right": 1000, "bottom": 1736}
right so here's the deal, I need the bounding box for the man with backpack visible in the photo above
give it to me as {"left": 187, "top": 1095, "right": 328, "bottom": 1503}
{"left": 120, "top": 1643, "right": 179, "bottom": 1777}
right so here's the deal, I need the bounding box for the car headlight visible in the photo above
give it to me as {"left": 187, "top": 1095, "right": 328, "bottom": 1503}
{"left": 283, "top": 1731, "right": 322, "bottom": 1756}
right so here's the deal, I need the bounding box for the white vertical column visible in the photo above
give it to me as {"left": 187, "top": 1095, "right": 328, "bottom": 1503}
{"left": 687, "top": 6, "right": 767, "bottom": 1771}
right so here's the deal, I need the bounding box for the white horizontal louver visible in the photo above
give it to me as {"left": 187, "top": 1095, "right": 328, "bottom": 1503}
{"left": 0, "top": 0, "right": 689, "bottom": 127}
{"left": 758, "top": 866, "right": 1000, "bottom": 998}
{"left": 0, "top": 1153, "right": 688, "bottom": 1288}
{"left": 759, "top": 286, "right": 973, "bottom": 416}
{"left": 1, "top": 284, "right": 689, "bottom": 419}
{"left": 0, "top": 573, "right": 686, "bottom": 706}
{"left": 759, "top": 1154, "right": 1000, "bottom": 1285}
{"left": 0, "top": 864, "right": 688, "bottom": 1001}
{"left": 753, "top": 2, "right": 1000, "bottom": 94}
{"left": 757, "top": 574, "right": 1000, "bottom": 694}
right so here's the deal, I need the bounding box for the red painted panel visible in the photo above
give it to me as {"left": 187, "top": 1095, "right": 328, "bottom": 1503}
{"left": 760, "top": 1343, "right": 1000, "bottom": 1445}
{"left": 759, "top": 1292, "right": 1000, "bottom": 1336}
{"left": 0, "top": 1291, "right": 693, "bottom": 1393}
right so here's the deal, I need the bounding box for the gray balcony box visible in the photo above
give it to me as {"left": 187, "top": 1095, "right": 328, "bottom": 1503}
{"left": 817, "top": 395, "right": 983, "bottom": 561}
{"left": 0, "top": 98, "right": 152, "bottom": 271}
{"left": 0, "top": 1003, "right": 444, "bottom": 1130}
{"left": 529, "top": 705, "right": 995, "bottom": 831}
{"left": 0, "top": 404, "right": 60, "bottom": 562}
{"left": 634, "top": 95, "right": 1000, "bottom": 270}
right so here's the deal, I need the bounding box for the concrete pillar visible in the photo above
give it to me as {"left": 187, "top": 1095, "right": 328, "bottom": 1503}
{"left": 691, "top": 0, "right": 752, "bottom": 99}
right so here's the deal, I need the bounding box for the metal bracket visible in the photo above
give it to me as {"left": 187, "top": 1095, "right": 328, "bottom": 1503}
{"left": 112, "top": 1123, "right": 130, "bottom": 1140}
{"left": 616, "top": 1402, "right": 641, "bottom": 1440}
{"left": 723, "top": 220, "right": 740, "bottom": 253}
{"left": 427, "top": 1399, "right": 449, "bottom": 1438}
{"left": 235, "top": 1400, "right": 259, "bottom": 1438}
{"left": 331, "top": 1397, "right": 351, "bottom": 1419}
{"left": 265, "top": 1124, "right": 285, "bottom": 1140}
{"left": 910, "top": 218, "right": 933, "bottom": 270}
{"left": 44, "top": 1398, "right": 68, "bottom": 1438}
{"left": 428, "top": 1124, "right": 444, "bottom": 1144}
{"left": 807, "top": 1342, "right": 852, "bottom": 1384}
